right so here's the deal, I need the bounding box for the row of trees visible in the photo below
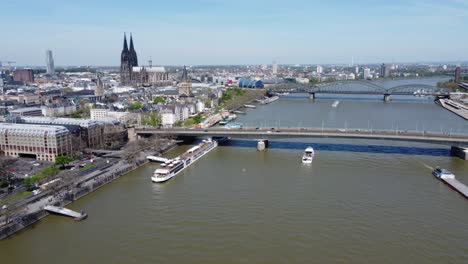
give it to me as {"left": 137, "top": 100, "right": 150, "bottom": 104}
{"left": 220, "top": 88, "right": 266, "bottom": 110}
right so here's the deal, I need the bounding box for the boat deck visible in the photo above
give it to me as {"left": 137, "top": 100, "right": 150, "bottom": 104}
{"left": 441, "top": 178, "right": 468, "bottom": 199}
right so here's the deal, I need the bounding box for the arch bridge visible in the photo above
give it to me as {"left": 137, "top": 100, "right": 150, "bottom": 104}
{"left": 268, "top": 80, "right": 447, "bottom": 101}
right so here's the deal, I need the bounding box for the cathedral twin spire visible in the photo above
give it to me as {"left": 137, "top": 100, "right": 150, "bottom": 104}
{"left": 121, "top": 32, "right": 138, "bottom": 67}
{"left": 120, "top": 33, "right": 138, "bottom": 85}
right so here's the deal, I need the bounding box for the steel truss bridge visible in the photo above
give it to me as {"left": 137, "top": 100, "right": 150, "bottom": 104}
{"left": 268, "top": 80, "right": 448, "bottom": 100}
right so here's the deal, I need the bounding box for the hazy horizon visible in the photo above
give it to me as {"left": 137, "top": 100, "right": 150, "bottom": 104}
{"left": 2, "top": 0, "right": 468, "bottom": 66}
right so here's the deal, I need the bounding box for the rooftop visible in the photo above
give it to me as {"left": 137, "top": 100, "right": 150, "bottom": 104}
{"left": 133, "top": 66, "right": 166, "bottom": 73}
{"left": 0, "top": 122, "right": 69, "bottom": 136}
{"left": 10, "top": 107, "right": 42, "bottom": 113}
{"left": 21, "top": 116, "right": 103, "bottom": 128}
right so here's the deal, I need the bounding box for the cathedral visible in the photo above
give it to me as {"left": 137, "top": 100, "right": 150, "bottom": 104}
{"left": 120, "top": 33, "right": 170, "bottom": 87}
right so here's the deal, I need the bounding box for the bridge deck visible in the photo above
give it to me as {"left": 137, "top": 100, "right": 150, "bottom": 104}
{"left": 136, "top": 128, "right": 468, "bottom": 147}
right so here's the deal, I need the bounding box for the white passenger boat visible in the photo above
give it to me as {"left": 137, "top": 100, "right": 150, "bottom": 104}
{"left": 432, "top": 168, "right": 455, "bottom": 179}
{"left": 302, "top": 146, "right": 315, "bottom": 164}
{"left": 332, "top": 100, "right": 340, "bottom": 108}
{"left": 151, "top": 140, "right": 218, "bottom": 183}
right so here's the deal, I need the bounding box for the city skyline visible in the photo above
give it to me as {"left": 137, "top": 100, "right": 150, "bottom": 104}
{"left": 2, "top": 0, "right": 468, "bottom": 66}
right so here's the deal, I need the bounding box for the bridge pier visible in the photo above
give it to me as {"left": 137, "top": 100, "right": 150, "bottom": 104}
{"left": 451, "top": 146, "right": 468, "bottom": 160}
{"left": 309, "top": 92, "right": 315, "bottom": 100}
{"left": 257, "top": 140, "right": 269, "bottom": 151}
{"left": 383, "top": 94, "right": 390, "bottom": 102}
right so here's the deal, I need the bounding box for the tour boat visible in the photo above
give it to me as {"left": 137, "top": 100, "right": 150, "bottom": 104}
{"left": 302, "top": 146, "right": 315, "bottom": 164}
{"left": 432, "top": 168, "right": 455, "bottom": 179}
{"left": 151, "top": 140, "right": 218, "bottom": 183}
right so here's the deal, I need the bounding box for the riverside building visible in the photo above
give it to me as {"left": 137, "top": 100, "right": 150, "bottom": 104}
{"left": 0, "top": 123, "right": 72, "bottom": 162}
{"left": 19, "top": 117, "right": 105, "bottom": 149}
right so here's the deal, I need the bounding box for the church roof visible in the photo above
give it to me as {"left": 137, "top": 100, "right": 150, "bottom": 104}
{"left": 132, "top": 66, "right": 166, "bottom": 73}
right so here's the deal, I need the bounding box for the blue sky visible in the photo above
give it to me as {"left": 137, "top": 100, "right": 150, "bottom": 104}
{"left": 2, "top": 0, "right": 468, "bottom": 66}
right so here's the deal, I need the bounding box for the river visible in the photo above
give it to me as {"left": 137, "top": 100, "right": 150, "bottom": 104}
{"left": 1, "top": 78, "right": 467, "bottom": 263}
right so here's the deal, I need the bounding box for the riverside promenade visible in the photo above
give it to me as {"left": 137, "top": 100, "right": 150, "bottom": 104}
{"left": 0, "top": 140, "right": 178, "bottom": 240}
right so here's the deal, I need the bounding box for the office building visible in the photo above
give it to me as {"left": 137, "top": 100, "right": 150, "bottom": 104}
{"left": 46, "top": 50, "right": 55, "bottom": 75}
{"left": 272, "top": 61, "right": 278, "bottom": 75}
{"left": 380, "top": 63, "right": 390, "bottom": 78}
{"left": 90, "top": 108, "right": 131, "bottom": 123}
{"left": 0, "top": 123, "right": 72, "bottom": 162}
{"left": 316, "top": 65, "right": 323, "bottom": 74}
{"left": 363, "top": 68, "right": 371, "bottom": 79}
{"left": 13, "top": 69, "right": 34, "bottom": 83}
{"left": 20, "top": 116, "right": 105, "bottom": 149}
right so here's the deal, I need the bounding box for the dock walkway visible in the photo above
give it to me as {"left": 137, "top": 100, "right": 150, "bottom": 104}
{"left": 44, "top": 205, "right": 87, "bottom": 220}
{"left": 441, "top": 178, "right": 468, "bottom": 199}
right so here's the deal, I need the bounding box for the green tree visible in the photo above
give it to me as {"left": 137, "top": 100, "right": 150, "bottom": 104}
{"left": 55, "top": 155, "right": 74, "bottom": 169}
{"left": 143, "top": 112, "right": 161, "bottom": 127}
{"left": 184, "top": 119, "right": 194, "bottom": 127}
{"left": 309, "top": 78, "right": 320, "bottom": 85}
{"left": 128, "top": 102, "right": 142, "bottom": 110}
{"left": 153, "top": 97, "right": 166, "bottom": 104}
{"left": 193, "top": 114, "right": 203, "bottom": 124}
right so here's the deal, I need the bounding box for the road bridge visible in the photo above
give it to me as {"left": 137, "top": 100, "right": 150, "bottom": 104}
{"left": 135, "top": 127, "right": 468, "bottom": 159}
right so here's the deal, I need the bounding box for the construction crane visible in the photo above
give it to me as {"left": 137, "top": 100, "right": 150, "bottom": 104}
{"left": 0, "top": 61, "right": 16, "bottom": 71}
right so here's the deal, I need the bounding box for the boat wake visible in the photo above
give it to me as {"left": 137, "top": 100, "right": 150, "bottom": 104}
{"left": 419, "top": 162, "right": 434, "bottom": 171}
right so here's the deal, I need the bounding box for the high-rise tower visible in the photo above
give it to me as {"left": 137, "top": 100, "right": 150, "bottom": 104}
{"left": 46, "top": 50, "right": 55, "bottom": 75}
{"left": 455, "top": 66, "right": 461, "bottom": 83}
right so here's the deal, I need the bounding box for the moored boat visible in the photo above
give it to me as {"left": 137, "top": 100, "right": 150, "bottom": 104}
{"left": 151, "top": 139, "right": 218, "bottom": 183}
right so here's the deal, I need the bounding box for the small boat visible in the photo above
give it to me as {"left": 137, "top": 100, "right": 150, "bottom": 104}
{"left": 302, "top": 146, "right": 314, "bottom": 164}
{"left": 432, "top": 168, "right": 455, "bottom": 179}
{"left": 332, "top": 100, "right": 339, "bottom": 108}
{"left": 225, "top": 123, "right": 243, "bottom": 129}
{"left": 244, "top": 104, "right": 256, "bottom": 108}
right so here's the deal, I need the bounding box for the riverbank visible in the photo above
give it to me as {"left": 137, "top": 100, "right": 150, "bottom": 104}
{"left": 0, "top": 139, "right": 179, "bottom": 240}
